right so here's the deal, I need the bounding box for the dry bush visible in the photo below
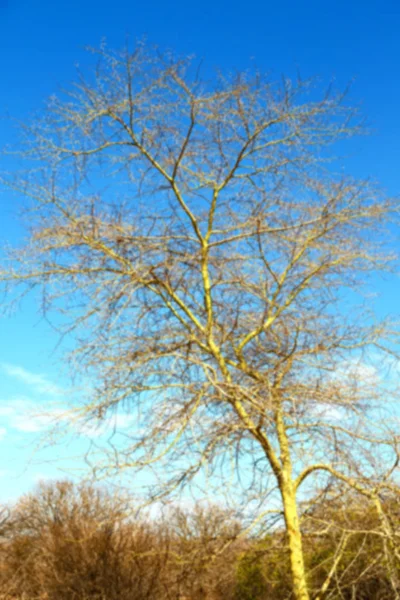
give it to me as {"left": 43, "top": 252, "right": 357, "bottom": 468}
{"left": 164, "top": 504, "right": 242, "bottom": 600}
{"left": 0, "top": 481, "right": 170, "bottom": 600}
{"left": 0, "top": 481, "right": 244, "bottom": 600}
{"left": 1, "top": 480, "right": 400, "bottom": 599}
{"left": 300, "top": 490, "right": 400, "bottom": 600}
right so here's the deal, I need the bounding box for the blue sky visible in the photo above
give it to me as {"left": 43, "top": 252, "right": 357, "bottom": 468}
{"left": 0, "top": 0, "right": 399, "bottom": 502}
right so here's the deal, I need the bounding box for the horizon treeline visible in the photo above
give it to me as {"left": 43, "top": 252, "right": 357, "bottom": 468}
{"left": 0, "top": 479, "right": 398, "bottom": 600}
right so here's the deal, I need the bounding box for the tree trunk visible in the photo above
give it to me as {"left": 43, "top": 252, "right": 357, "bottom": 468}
{"left": 280, "top": 478, "right": 310, "bottom": 600}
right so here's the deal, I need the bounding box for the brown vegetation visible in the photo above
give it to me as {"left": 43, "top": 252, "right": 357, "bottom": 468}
{"left": 0, "top": 480, "right": 400, "bottom": 599}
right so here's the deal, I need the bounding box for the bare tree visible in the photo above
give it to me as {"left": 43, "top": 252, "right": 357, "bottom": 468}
{"left": 1, "top": 44, "right": 399, "bottom": 600}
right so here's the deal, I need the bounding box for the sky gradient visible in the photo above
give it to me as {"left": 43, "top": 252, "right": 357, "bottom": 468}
{"left": 0, "top": 0, "right": 399, "bottom": 502}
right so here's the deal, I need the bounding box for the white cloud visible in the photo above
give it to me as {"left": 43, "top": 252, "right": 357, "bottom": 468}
{"left": 0, "top": 364, "right": 71, "bottom": 434}
{"left": 0, "top": 397, "right": 66, "bottom": 434}
{"left": 311, "top": 404, "right": 345, "bottom": 423}
{"left": 0, "top": 363, "right": 138, "bottom": 439}
{"left": 1, "top": 364, "right": 64, "bottom": 397}
{"left": 76, "top": 412, "right": 137, "bottom": 438}
{"left": 332, "top": 359, "right": 379, "bottom": 387}
{"left": 0, "top": 393, "right": 137, "bottom": 439}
